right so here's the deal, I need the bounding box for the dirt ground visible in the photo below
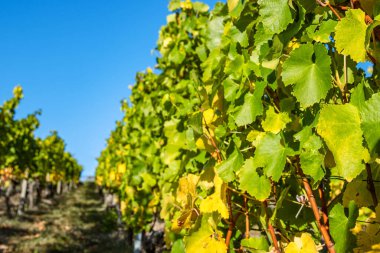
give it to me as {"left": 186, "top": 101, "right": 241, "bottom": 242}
{"left": 0, "top": 182, "right": 131, "bottom": 253}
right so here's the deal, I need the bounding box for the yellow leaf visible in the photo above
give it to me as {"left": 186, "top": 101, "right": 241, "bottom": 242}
{"left": 246, "top": 130, "right": 262, "bottom": 142}
{"left": 96, "top": 176, "right": 103, "bottom": 185}
{"left": 172, "top": 174, "right": 200, "bottom": 231}
{"left": 117, "top": 163, "right": 126, "bottom": 174}
{"left": 199, "top": 165, "right": 215, "bottom": 191}
{"left": 177, "top": 174, "right": 199, "bottom": 204}
{"left": 287, "top": 39, "right": 300, "bottom": 50}
{"left": 185, "top": 215, "right": 227, "bottom": 253}
{"left": 160, "top": 193, "right": 175, "bottom": 220}
{"left": 262, "top": 107, "right": 291, "bottom": 134}
{"left": 203, "top": 108, "right": 218, "bottom": 126}
{"left": 356, "top": 205, "right": 380, "bottom": 251}
{"left": 199, "top": 172, "right": 229, "bottom": 219}
{"left": 317, "top": 104, "right": 369, "bottom": 181}
{"left": 120, "top": 200, "right": 127, "bottom": 215}
{"left": 227, "top": 0, "right": 239, "bottom": 12}
{"left": 109, "top": 171, "right": 116, "bottom": 181}
{"left": 212, "top": 88, "right": 223, "bottom": 112}
{"left": 180, "top": 0, "right": 192, "bottom": 10}
{"left": 172, "top": 208, "right": 197, "bottom": 231}
{"left": 285, "top": 233, "right": 318, "bottom": 253}
{"left": 196, "top": 136, "right": 216, "bottom": 154}
{"left": 196, "top": 137, "right": 206, "bottom": 150}
{"left": 367, "top": 243, "right": 380, "bottom": 253}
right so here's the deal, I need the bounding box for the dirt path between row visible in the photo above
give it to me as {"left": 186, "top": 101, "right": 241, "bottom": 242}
{"left": 0, "top": 182, "right": 130, "bottom": 253}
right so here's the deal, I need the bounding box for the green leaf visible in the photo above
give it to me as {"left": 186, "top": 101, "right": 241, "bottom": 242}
{"left": 308, "top": 19, "right": 337, "bottom": 43}
{"left": 229, "top": 26, "right": 249, "bottom": 48}
{"left": 350, "top": 80, "right": 366, "bottom": 111}
{"left": 295, "top": 129, "right": 325, "bottom": 183}
{"left": 241, "top": 237, "right": 269, "bottom": 252}
{"left": 329, "top": 202, "right": 359, "bottom": 253}
{"left": 317, "top": 104, "right": 369, "bottom": 181}
{"left": 253, "top": 133, "right": 289, "bottom": 182}
{"left": 189, "top": 112, "right": 203, "bottom": 135}
{"left": 207, "top": 17, "right": 224, "bottom": 51}
{"left": 169, "top": 46, "right": 186, "bottom": 64}
{"left": 216, "top": 146, "right": 244, "bottom": 182}
{"left": 225, "top": 54, "right": 244, "bottom": 78}
{"left": 171, "top": 239, "right": 185, "bottom": 253}
{"left": 192, "top": 2, "right": 209, "bottom": 13}
{"left": 375, "top": 2, "right": 380, "bottom": 16}
{"left": 239, "top": 158, "right": 271, "bottom": 201}
{"left": 262, "top": 107, "right": 291, "bottom": 134}
{"left": 335, "top": 9, "right": 368, "bottom": 62}
{"left": 359, "top": 93, "right": 380, "bottom": 155}
{"left": 223, "top": 78, "right": 240, "bottom": 102}
{"left": 297, "top": 0, "right": 316, "bottom": 12}
{"left": 282, "top": 43, "right": 332, "bottom": 108}
{"left": 258, "top": 0, "right": 294, "bottom": 34}
{"left": 234, "top": 82, "right": 266, "bottom": 126}
{"left": 168, "top": 0, "right": 181, "bottom": 11}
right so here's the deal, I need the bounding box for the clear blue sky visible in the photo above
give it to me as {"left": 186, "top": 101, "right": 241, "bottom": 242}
{"left": 0, "top": 0, "right": 222, "bottom": 180}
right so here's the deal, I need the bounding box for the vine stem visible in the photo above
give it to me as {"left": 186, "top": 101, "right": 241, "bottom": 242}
{"left": 264, "top": 201, "right": 280, "bottom": 253}
{"left": 299, "top": 169, "right": 336, "bottom": 253}
{"left": 203, "top": 120, "right": 237, "bottom": 249}
{"left": 316, "top": 0, "right": 341, "bottom": 21}
{"left": 204, "top": 124, "right": 222, "bottom": 162}
{"left": 366, "top": 164, "right": 378, "bottom": 207}
{"left": 225, "top": 189, "right": 235, "bottom": 249}
{"left": 326, "top": 2, "right": 341, "bottom": 21}
{"left": 244, "top": 196, "right": 249, "bottom": 239}
{"left": 318, "top": 186, "right": 329, "bottom": 229}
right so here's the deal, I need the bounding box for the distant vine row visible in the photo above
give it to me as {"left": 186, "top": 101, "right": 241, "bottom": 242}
{"left": 1, "top": 86, "right": 82, "bottom": 217}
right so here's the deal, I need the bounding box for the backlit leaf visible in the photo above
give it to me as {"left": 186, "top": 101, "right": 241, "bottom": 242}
{"left": 185, "top": 215, "right": 227, "bottom": 253}
{"left": 359, "top": 93, "right": 380, "bottom": 156}
{"left": 199, "top": 172, "right": 229, "bottom": 219}
{"left": 253, "top": 133, "right": 289, "bottom": 182}
{"left": 284, "top": 233, "right": 318, "bottom": 253}
{"left": 234, "top": 82, "right": 266, "bottom": 126}
{"left": 282, "top": 43, "right": 332, "bottom": 108}
{"left": 239, "top": 158, "right": 271, "bottom": 201}
{"left": 329, "top": 201, "right": 359, "bottom": 253}
{"left": 258, "top": 0, "right": 294, "bottom": 34}
{"left": 317, "top": 104, "right": 369, "bottom": 181}
{"left": 335, "top": 9, "right": 367, "bottom": 62}
{"left": 216, "top": 146, "right": 244, "bottom": 182}
{"left": 262, "top": 107, "right": 291, "bottom": 134}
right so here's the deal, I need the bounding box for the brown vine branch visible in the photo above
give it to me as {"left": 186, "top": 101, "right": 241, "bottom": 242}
{"left": 332, "top": 5, "right": 349, "bottom": 11}
{"left": 366, "top": 163, "right": 378, "bottom": 207}
{"left": 316, "top": 0, "right": 341, "bottom": 20}
{"left": 299, "top": 168, "right": 335, "bottom": 253}
{"left": 326, "top": 2, "right": 341, "bottom": 21}
{"left": 225, "top": 189, "right": 235, "bottom": 249}
{"left": 265, "top": 87, "right": 281, "bottom": 112}
{"left": 244, "top": 196, "right": 249, "bottom": 239}
{"left": 318, "top": 186, "right": 329, "bottom": 229}
{"left": 264, "top": 201, "right": 280, "bottom": 253}
{"left": 204, "top": 124, "right": 222, "bottom": 162}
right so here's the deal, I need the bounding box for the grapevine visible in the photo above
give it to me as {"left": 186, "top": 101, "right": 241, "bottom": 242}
{"left": 0, "top": 86, "right": 82, "bottom": 217}
{"left": 96, "top": 0, "right": 380, "bottom": 252}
